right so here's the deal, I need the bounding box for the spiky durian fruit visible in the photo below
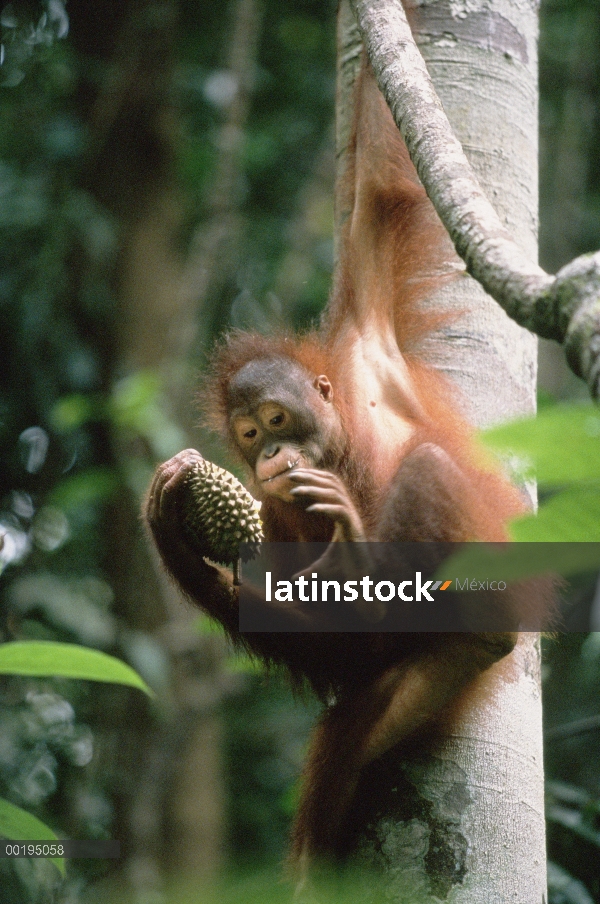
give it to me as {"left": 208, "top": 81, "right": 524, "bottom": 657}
{"left": 183, "top": 459, "right": 262, "bottom": 580}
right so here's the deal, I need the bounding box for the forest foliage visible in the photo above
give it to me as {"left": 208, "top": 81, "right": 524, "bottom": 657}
{"left": 0, "top": 0, "right": 599, "bottom": 902}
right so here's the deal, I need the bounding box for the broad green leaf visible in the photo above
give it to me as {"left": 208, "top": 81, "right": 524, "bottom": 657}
{"left": 483, "top": 403, "right": 600, "bottom": 485}
{"left": 511, "top": 486, "right": 600, "bottom": 541}
{"left": 0, "top": 642, "right": 153, "bottom": 696}
{"left": 0, "top": 798, "right": 65, "bottom": 876}
{"left": 436, "top": 542, "right": 600, "bottom": 585}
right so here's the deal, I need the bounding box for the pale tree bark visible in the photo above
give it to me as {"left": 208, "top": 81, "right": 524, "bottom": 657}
{"left": 350, "top": 0, "right": 600, "bottom": 400}
{"left": 336, "top": 1, "right": 545, "bottom": 901}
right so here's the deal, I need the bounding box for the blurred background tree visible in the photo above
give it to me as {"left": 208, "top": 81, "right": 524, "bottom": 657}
{"left": 0, "top": 0, "right": 598, "bottom": 902}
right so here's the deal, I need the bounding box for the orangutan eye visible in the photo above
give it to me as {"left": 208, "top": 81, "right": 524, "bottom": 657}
{"left": 244, "top": 428, "right": 257, "bottom": 439}
{"left": 270, "top": 413, "right": 285, "bottom": 426}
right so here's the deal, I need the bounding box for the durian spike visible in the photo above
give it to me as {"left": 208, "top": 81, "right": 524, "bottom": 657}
{"left": 183, "top": 457, "right": 263, "bottom": 571}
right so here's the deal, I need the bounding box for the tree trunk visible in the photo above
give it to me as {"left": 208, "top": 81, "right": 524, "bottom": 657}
{"left": 336, "top": 1, "right": 545, "bottom": 900}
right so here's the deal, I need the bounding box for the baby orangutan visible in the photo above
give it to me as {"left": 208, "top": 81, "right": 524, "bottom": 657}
{"left": 145, "top": 59, "right": 541, "bottom": 868}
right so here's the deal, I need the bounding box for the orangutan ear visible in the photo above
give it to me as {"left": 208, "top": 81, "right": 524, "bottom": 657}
{"left": 314, "top": 374, "right": 334, "bottom": 402}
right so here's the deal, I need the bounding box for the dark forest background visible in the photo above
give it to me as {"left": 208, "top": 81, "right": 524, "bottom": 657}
{"left": 0, "top": 1, "right": 599, "bottom": 902}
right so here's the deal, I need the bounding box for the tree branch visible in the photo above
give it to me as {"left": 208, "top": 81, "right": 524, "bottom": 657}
{"left": 350, "top": 0, "right": 600, "bottom": 399}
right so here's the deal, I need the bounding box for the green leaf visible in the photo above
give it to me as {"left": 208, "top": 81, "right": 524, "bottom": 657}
{"left": 436, "top": 542, "right": 600, "bottom": 585}
{"left": 483, "top": 403, "right": 600, "bottom": 485}
{"left": 0, "top": 642, "right": 154, "bottom": 696}
{"left": 0, "top": 798, "right": 65, "bottom": 876}
{"left": 511, "top": 486, "right": 600, "bottom": 541}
